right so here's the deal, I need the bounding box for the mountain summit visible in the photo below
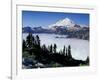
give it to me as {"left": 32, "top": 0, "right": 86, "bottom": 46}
{"left": 49, "top": 18, "right": 75, "bottom": 29}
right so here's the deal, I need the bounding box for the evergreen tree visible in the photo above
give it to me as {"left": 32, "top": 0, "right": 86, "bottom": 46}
{"left": 53, "top": 44, "right": 57, "bottom": 53}
{"left": 68, "top": 45, "right": 72, "bottom": 59}
{"left": 86, "top": 56, "right": 89, "bottom": 65}
{"left": 63, "top": 45, "right": 66, "bottom": 55}
{"left": 32, "top": 35, "right": 35, "bottom": 46}
{"left": 26, "top": 33, "right": 33, "bottom": 48}
{"left": 22, "top": 39, "right": 27, "bottom": 52}
{"left": 65, "top": 47, "right": 68, "bottom": 56}
{"left": 50, "top": 44, "right": 53, "bottom": 53}
{"left": 36, "top": 35, "right": 40, "bottom": 47}
{"left": 26, "top": 33, "right": 35, "bottom": 55}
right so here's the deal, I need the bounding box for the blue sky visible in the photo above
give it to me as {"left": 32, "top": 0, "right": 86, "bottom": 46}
{"left": 22, "top": 11, "right": 89, "bottom": 28}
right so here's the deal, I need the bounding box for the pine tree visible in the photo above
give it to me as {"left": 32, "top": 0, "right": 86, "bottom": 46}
{"left": 32, "top": 35, "right": 35, "bottom": 46}
{"left": 26, "top": 33, "right": 34, "bottom": 55}
{"left": 63, "top": 45, "right": 66, "bottom": 55}
{"left": 65, "top": 47, "right": 68, "bottom": 56}
{"left": 68, "top": 45, "right": 72, "bottom": 59}
{"left": 86, "top": 56, "right": 89, "bottom": 65}
{"left": 36, "top": 35, "right": 40, "bottom": 48}
{"left": 26, "top": 33, "right": 33, "bottom": 48}
{"left": 22, "top": 39, "right": 27, "bottom": 52}
{"left": 50, "top": 44, "right": 53, "bottom": 53}
{"left": 53, "top": 44, "right": 57, "bottom": 53}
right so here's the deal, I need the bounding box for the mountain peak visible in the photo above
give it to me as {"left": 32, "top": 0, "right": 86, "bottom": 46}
{"left": 61, "top": 17, "right": 72, "bottom": 22}
{"left": 49, "top": 17, "right": 75, "bottom": 29}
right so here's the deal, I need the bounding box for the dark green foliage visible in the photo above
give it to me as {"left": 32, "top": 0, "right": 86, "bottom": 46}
{"left": 65, "top": 47, "right": 68, "bottom": 56}
{"left": 85, "top": 56, "right": 89, "bottom": 65}
{"left": 22, "top": 33, "right": 89, "bottom": 69}
{"left": 42, "top": 44, "right": 47, "bottom": 51}
{"left": 50, "top": 44, "right": 53, "bottom": 53}
{"left": 32, "top": 35, "right": 35, "bottom": 46}
{"left": 36, "top": 35, "right": 40, "bottom": 48}
{"left": 63, "top": 45, "right": 66, "bottom": 55}
{"left": 53, "top": 44, "right": 57, "bottom": 53}
{"left": 68, "top": 45, "right": 72, "bottom": 59}
{"left": 26, "top": 33, "right": 33, "bottom": 48}
{"left": 22, "top": 40, "right": 27, "bottom": 52}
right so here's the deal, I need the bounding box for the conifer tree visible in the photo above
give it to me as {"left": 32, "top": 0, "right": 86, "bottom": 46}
{"left": 26, "top": 33, "right": 33, "bottom": 48}
{"left": 22, "top": 39, "right": 27, "bottom": 52}
{"left": 32, "top": 35, "right": 35, "bottom": 46}
{"left": 50, "top": 44, "right": 53, "bottom": 53}
{"left": 86, "top": 56, "right": 89, "bottom": 65}
{"left": 63, "top": 45, "right": 66, "bottom": 55}
{"left": 53, "top": 44, "right": 57, "bottom": 53}
{"left": 36, "top": 35, "right": 40, "bottom": 48}
{"left": 68, "top": 45, "right": 72, "bottom": 59}
{"left": 65, "top": 47, "right": 68, "bottom": 56}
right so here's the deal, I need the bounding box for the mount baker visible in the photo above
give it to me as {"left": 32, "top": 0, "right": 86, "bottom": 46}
{"left": 23, "top": 17, "right": 89, "bottom": 40}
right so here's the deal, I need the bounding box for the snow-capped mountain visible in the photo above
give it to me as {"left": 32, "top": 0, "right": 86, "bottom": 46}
{"left": 49, "top": 17, "right": 88, "bottom": 31}
{"left": 49, "top": 18, "right": 75, "bottom": 29}
{"left": 23, "top": 17, "right": 89, "bottom": 40}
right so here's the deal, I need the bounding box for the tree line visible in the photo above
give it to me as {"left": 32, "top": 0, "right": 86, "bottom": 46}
{"left": 22, "top": 33, "right": 89, "bottom": 68}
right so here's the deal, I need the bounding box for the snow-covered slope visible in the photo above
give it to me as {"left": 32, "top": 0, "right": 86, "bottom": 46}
{"left": 49, "top": 18, "right": 75, "bottom": 30}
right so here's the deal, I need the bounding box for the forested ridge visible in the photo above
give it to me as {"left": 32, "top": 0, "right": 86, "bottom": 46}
{"left": 22, "top": 33, "right": 89, "bottom": 69}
